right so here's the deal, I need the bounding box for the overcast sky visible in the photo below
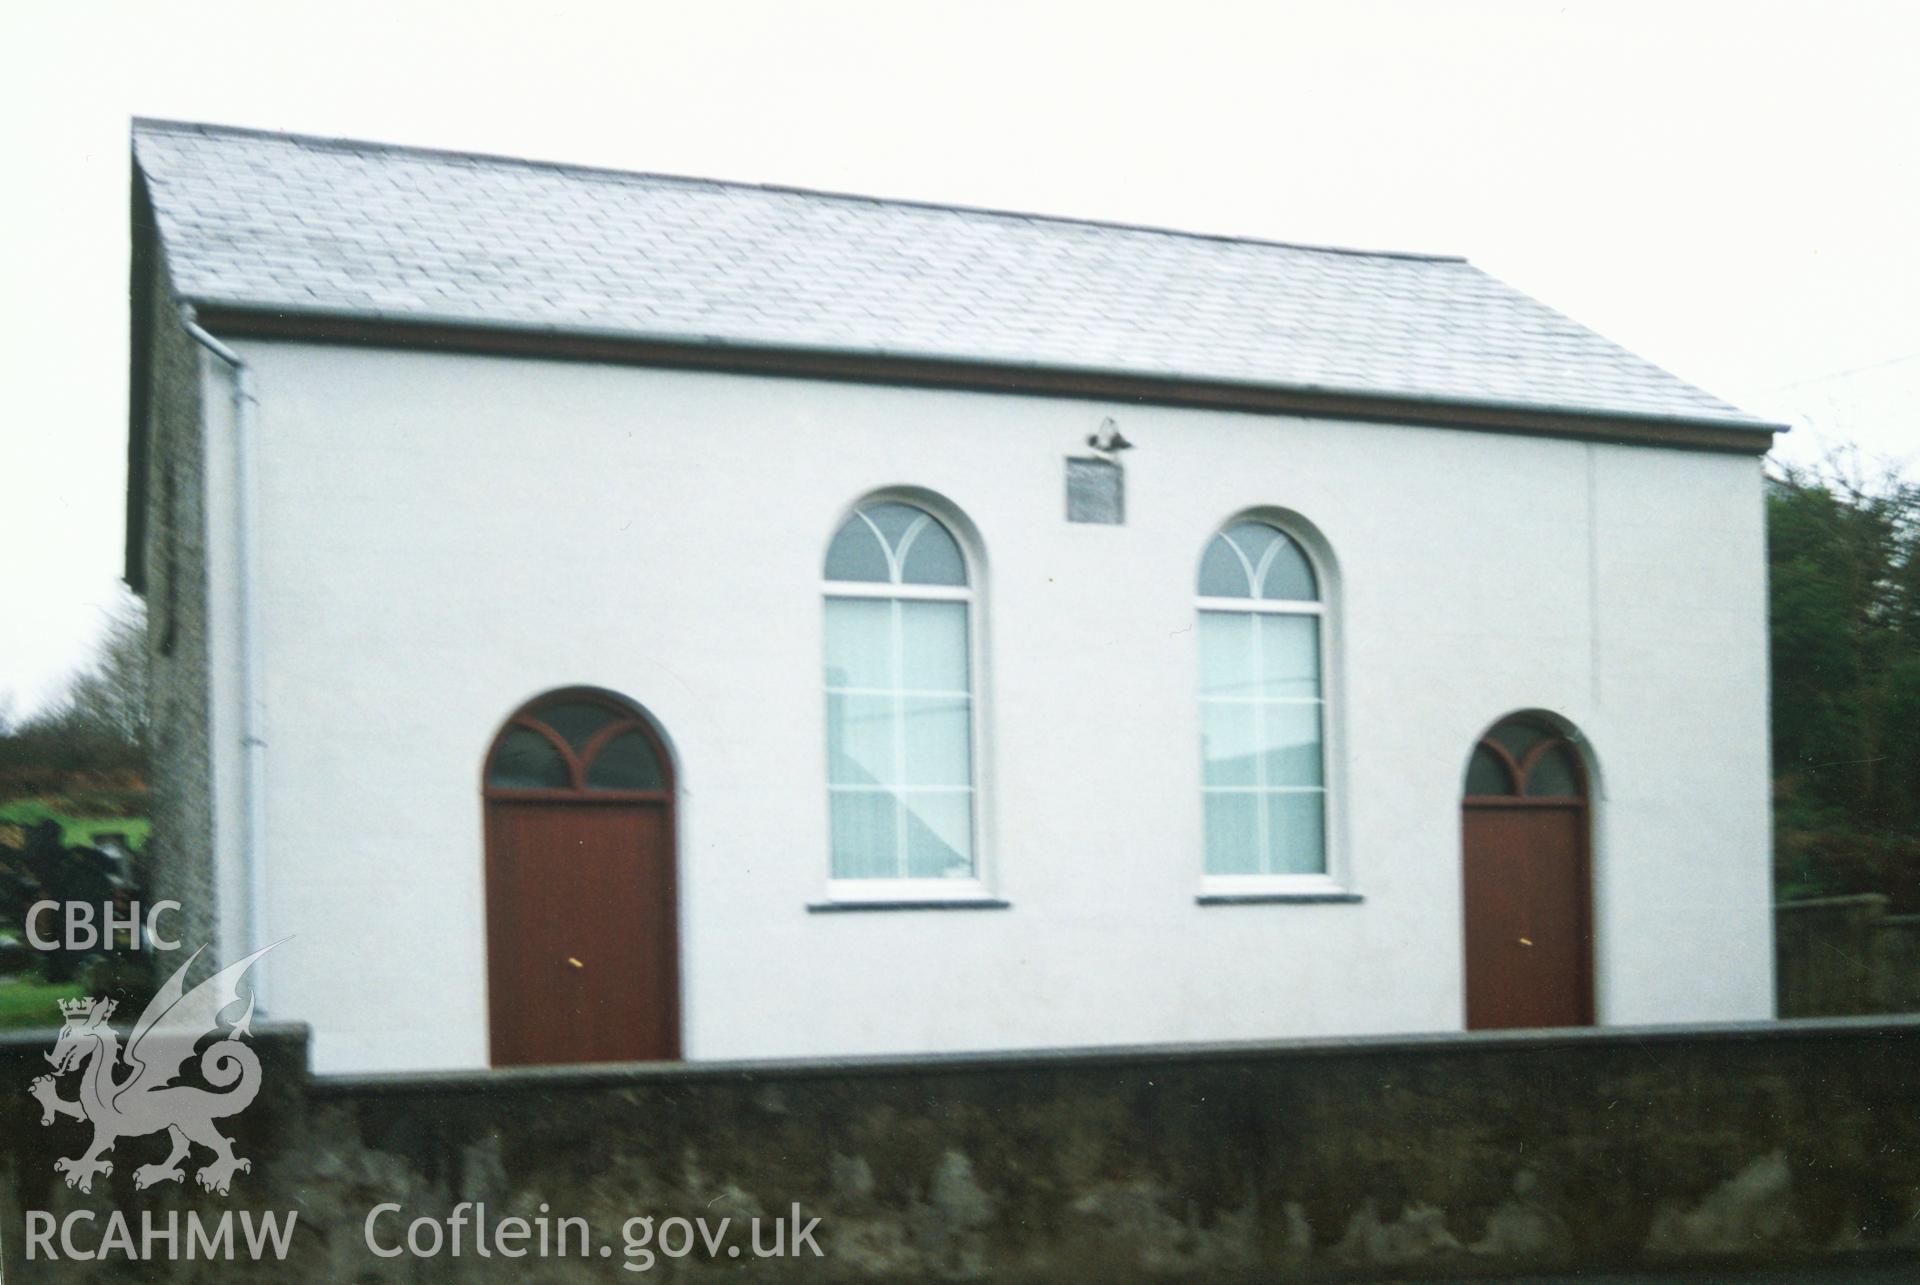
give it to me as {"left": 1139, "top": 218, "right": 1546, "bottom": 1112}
{"left": 2, "top": 1, "right": 1916, "bottom": 712}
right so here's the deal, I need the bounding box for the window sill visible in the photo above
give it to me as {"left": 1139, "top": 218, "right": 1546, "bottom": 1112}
{"left": 807, "top": 898, "right": 1012, "bottom": 914}
{"left": 1195, "top": 891, "right": 1364, "bottom": 906}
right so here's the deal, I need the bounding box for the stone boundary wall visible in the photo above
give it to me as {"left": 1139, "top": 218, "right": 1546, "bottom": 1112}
{"left": 1777, "top": 894, "right": 1920, "bottom": 1017}
{"left": 1878, "top": 914, "right": 1920, "bottom": 1012}
{"left": 2, "top": 1018, "right": 1917, "bottom": 1280}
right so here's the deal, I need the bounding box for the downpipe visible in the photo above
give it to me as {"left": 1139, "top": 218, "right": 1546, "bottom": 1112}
{"left": 177, "top": 306, "right": 270, "bottom": 1011}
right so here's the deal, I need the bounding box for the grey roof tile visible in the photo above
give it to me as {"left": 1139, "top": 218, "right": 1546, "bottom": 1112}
{"left": 133, "top": 119, "right": 1773, "bottom": 429}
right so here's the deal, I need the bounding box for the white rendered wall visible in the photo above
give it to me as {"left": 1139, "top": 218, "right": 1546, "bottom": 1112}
{"left": 218, "top": 341, "right": 1774, "bottom": 1073}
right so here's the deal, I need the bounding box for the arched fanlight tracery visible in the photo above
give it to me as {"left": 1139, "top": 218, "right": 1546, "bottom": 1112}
{"left": 485, "top": 690, "right": 669, "bottom": 797}
{"left": 1464, "top": 718, "right": 1587, "bottom": 801}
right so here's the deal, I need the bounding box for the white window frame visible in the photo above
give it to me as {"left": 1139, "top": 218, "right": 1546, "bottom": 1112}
{"left": 1195, "top": 522, "right": 1348, "bottom": 899}
{"left": 821, "top": 503, "right": 994, "bottom": 906}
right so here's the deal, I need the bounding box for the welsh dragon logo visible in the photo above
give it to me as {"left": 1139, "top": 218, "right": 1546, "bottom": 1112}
{"left": 29, "top": 942, "right": 277, "bottom": 1195}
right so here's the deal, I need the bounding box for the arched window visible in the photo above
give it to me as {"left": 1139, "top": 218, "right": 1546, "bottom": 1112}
{"left": 1196, "top": 519, "right": 1330, "bottom": 881}
{"left": 485, "top": 691, "right": 669, "bottom": 795}
{"left": 1464, "top": 718, "right": 1587, "bottom": 800}
{"left": 823, "top": 501, "right": 977, "bottom": 885}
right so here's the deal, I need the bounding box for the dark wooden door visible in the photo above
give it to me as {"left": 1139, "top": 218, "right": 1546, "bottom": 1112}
{"left": 483, "top": 691, "right": 680, "bottom": 1066}
{"left": 1462, "top": 720, "right": 1593, "bottom": 1030}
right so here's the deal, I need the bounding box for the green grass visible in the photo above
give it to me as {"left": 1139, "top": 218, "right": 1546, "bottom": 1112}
{"left": 0, "top": 977, "right": 78, "bottom": 1031}
{"left": 0, "top": 799, "right": 149, "bottom": 852}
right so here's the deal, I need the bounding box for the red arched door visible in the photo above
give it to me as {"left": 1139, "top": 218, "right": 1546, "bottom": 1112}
{"left": 483, "top": 690, "right": 680, "bottom": 1065}
{"left": 1462, "top": 717, "right": 1593, "bottom": 1030}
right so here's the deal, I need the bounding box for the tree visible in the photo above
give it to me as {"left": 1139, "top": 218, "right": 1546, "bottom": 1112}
{"left": 0, "top": 592, "right": 148, "bottom": 779}
{"left": 0, "top": 595, "right": 153, "bottom": 998}
{"left": 55, "top": 594, "right": 149, "bottom": 751}
{"left": 1768, "top": 450, "right": 1920, "bottom": 908}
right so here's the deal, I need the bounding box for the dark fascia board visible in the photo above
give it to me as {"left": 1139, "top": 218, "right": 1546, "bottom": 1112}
{"left": 185, "top": 304, "right": 1787, "bottom": 456}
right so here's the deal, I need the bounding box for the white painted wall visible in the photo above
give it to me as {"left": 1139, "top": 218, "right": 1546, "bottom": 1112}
{"left": 211, "top": 341, "right": 1773, "bottom": 1073}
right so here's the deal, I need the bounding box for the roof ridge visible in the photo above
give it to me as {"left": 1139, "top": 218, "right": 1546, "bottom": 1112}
{"left": 130, "top": 116, "right": 1470, "bottom": 265}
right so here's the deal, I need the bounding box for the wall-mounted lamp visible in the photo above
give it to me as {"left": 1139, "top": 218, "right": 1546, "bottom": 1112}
{"left": 1086, "top": 416, "right": 1134, "bottom": 456}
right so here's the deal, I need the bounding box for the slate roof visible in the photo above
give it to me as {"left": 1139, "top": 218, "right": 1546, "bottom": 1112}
{"left": 131, "top": 118, "right": 1774, "bottom": 432}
